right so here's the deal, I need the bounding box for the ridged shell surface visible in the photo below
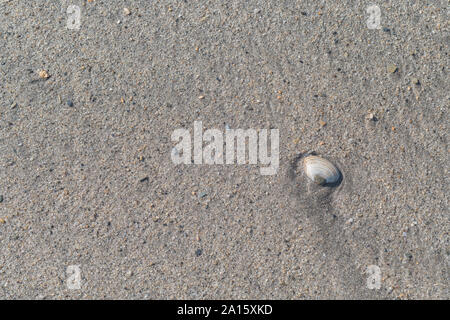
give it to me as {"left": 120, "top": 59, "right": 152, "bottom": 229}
{"left": 303, "top": 155, "right": 340, "bottom": 185}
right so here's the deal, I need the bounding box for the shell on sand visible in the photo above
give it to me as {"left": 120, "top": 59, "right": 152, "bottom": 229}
{"left": 303, "top": 155, "right": 340, "bottom": 185}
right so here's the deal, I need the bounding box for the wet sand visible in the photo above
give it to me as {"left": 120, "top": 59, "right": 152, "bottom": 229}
{"left": 0, "top": 0, "right": 448, "bottom": 299}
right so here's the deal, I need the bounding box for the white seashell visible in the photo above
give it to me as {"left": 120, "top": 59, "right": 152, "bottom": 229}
{"left": 303, "top": 155, "right": 340, "bottom": 185}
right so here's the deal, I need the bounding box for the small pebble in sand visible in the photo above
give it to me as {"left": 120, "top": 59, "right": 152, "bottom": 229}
{"left": 123, "top": 8, "right": 131, "bottom": 16}
{"left": 39, "top": 70, "right": 49, "bottom": 79}
{"left": 411, "top": 77, "right": 420, "bottom": 86}
{"left": 195, "top": 249, "right": 203, "bottom": 257}
{"left": 366, "top": 113, "right": 377, "bottom": 121}
{"left": 387, "top": 64, "right": 398, "bottom": 73}
{"left": 319, "top": 120, "right": 327, "bottom": 127}
{"left": 198, "top": 95, "right": 205, "bottom": 100}
{"left": 67, "top": 100, "right": 74, "bottom": 107}
{"left": 0, "top": 195, "right": 3, "bottom": 203}
{"left": 0, "top": 218, "right": 5, "bottom": 224}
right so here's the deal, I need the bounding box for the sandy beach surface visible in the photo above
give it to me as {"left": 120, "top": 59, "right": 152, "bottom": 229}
{"left": 0, "top": 0, "right": 448, "bottom": 299}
